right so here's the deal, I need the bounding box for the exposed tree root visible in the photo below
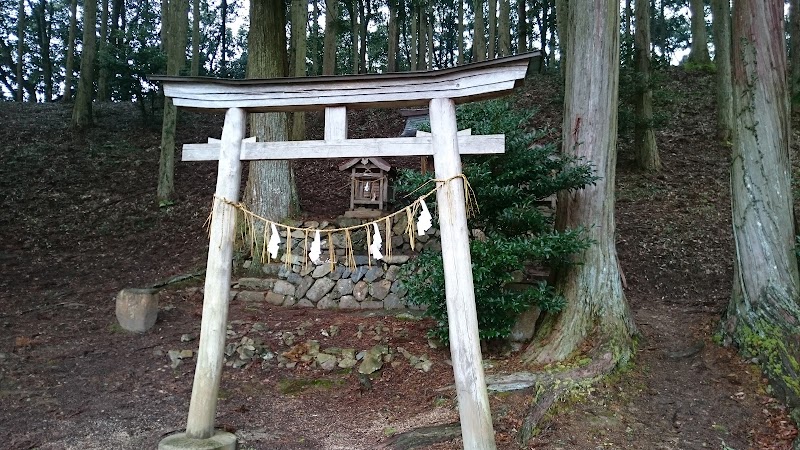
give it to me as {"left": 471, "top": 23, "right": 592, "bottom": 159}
{"left": 378, "top": 423, "right": 462, "bottom": 450}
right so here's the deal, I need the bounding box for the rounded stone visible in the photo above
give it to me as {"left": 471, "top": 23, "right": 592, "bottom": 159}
{"left": 158, "top": 431, "right": 237, "bottom": 450}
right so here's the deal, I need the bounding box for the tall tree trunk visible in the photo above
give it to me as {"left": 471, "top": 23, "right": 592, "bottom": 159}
{"left": 72, "top": 0, "right": 97, "bottom": 127}
{"left": 517, "top": 0, "right": 527, "bottom": 53}
{"left": 347, "top": 1, "right": 358, "bottom": 74}
{"left": 410, "top": 3, "right": 418, "bottom": 68}
{"left": 523, "top": 0, "right": 636, "bottom": 366}
{"left": 245, "top": 0, "right": 299, "bottom": 229}
{"left": 473, "top": 0, "right": 486, "bottom": 61}
{"left": 220, "top": 0, "right": 227, "bottom": 76}
{"left": 359, "top": 0, "right": 368, "bottom": 73}
{"left": 35, "top": 0, "right": 53, "bottom": 101}
{"left": 498, "top": 0, "right": 510, "bottom": 56}
{"left": 712, "top": 0, "right": 733, "bottom": 141}
{"left": 16, "top": 0, "right": 25, "bottom": 102}
{"left": 457, "top": 0, "right": 464, "bottom": 64}
{"left": 426, "top": 2, "right": 433, "bottom": 69}
{"left": 488, "top": 0, "right": 496, "bottom": 58}
{"left": 688, "top": 0, "right": 710, "bottom": 64}
{"left": 555, "top": 0, "right": 568, "bottom": 74}
{"left": 723, "top": 0, "right": 800, "bottom": 414}
{"left": 790, "top": 0, "right": 800, "bottom": 113}
{"left": 290, "top": 0, "right": 307, "bottom": 140}
{"left": 63, "top": 0, "right": 78, "bottom": 101}
{"left": 634, "top": 0, "right": 659, "bottom": 171}
{"left": 157, "top": 0, "right": 189, "bottom": 204}
{"left": 388, "top": 0, "right": 399, "bottom": 71}
{"left": 311, "top": 0, "right": 320, "bottom": 75}
{"left": 191, "top": 0, "right": 200, "bottom": 75}
{"left": 97, "top": 0, "right": 109, "bottom": 101}
{"left": 540, "top": 0, "right": 550, "bottom": 66}
{"left": 323, "top": 0, "right": 337, "bottom": 75}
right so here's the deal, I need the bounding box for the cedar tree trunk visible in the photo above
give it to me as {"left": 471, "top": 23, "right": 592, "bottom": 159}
{"left": 72, "top": 0, "right": 97, "bottom": 128}
{"left": 712, "top": 0, "right": 733, "bottom": 142}
{"left": 634, "top": 0, "right": 660, "bottom": 171}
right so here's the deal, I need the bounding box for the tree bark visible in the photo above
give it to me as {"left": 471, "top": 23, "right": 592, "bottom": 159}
{"left": 456, "top": 0, "right": 464, "bottom": 64}
{"left": 290, "top": 0, "right": 307, "bottom": 141}
{"left": 426, "top": 2, "right": 433, "bottom": 69}
{"left": 63, "top": 0, "right": 78, "bottom": 102}
{"left": 488, "top": 0, "right": 496, "bottom": 58}
{"left": 724, "top": 0, "right": 800, "bottom": 413}
{"left": 634, "top": 0, "right": 660, "bottom": 171}
{"left": 517, "top": 0, "right": 527, "bottom": 53}
{"left": 688, "top": 0, "right": 710, "bottom": 64}
{"left": 322, "top": 0, "right": 337, "bottom": 75}
{"left": 157, "top": 0, "right": 189, "bottom": 204}
{"left": 473, "top": 0, "right": 486, "bottom": 62}
{"left": 245, "top": 0, "right": 299, "bottom": 228}
{"left": 523, "top": 0, "right": 636, "bottom": 366}
{"left": 220, "top": 0, "right": 227, "bottom": 76}
{"left": 410, "top": 3, "right": 418, "bottom": 68}
{"left": 97, "top": 0, "right": 110, "bottom": 101}
{"left": 555, "top": 0, "right": 568, "bottom": 75}
{"left": 359, "top": 0, "right": 368, "bottom": 73}
{"left": 388, "top": 0, "right": 399, "bottom": 71}
{"left": 711, "top": 0, "right": 733, "bottom": 142}
{"left": 34, "top": 0, "right": 53, "bottom": 102}
{"left": 790, "top": 0, "right": 800, "bottom": 113}
{"left": 498, "top": 0, "right": 510, "bottom": 56}
{"left": 16, "top": 0, "right": 25, "bottom": 102}
{"left": 191, "top": 0, "right": 200, "bottom": 75}
{"left": 72, "top": 0, "right": 98, "bottom": 128}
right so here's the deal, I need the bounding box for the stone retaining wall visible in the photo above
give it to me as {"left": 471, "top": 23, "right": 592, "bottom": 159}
{"left": 234, "top": 214, "right": 441, "bottom": 310}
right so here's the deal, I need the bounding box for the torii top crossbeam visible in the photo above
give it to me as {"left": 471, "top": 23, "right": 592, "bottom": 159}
{"left": 152, "top": 52, "right": 539, "bottom": 450}
{"left": 151, "top": 52, "right": 536, "bottom": 112}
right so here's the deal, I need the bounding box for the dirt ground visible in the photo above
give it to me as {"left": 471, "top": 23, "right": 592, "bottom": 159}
{"left": 0, "top": 69, "right": 798, "bottom": 450}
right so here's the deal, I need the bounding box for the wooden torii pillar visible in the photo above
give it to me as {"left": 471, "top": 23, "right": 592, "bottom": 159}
{"left": 152, "top": 52, "right": 537, "bottom": 450}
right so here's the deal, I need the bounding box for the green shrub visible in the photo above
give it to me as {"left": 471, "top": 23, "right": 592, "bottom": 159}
{"left": 396, "top": 99, "right": 595, "bottom": 344}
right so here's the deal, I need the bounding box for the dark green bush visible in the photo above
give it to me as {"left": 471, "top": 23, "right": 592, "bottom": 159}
{"left": 396, "top": 99, "right": 596, "bottom": 344}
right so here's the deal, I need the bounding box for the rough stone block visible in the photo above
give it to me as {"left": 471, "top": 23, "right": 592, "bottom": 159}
{"left": 369, "top": 280, "right": 392, "bottom": 300}
{"left": 265, "top": 291, "right": 285, "bottom": 306}
{"left": 351, "top": 266, "right": 369, "bottom": 282}
{"left": 335, "top": 278, "right": 354, "bottom": 296}
{"left": 353, "top": 281, "right": 369, "bottom": 302}
{"left": 296, "top": 299, "right": 315, "bottom": 308}
{"left": 312, "top": 264, "right": 333, "bottom": 278}
{"left": 383, "top": 255, "right": 410, "bottom": 264}
{"left": 296, "top": 276, "right": 314, "bottom": 299}
{"left": 361, "top": 300, "right": 384, "bottom": 310}
{"left": 115, "top": 288, "right": 159, "bottom": 333}
{"left": 510, "top": 306, "right": 541, "bottom": 342}
{"left": 273, "top": 280, "right": 296, "bottom": 296}
{"left": 383, "top": 293, "right": 404, "bottom": 310}
{"left": 339, "top": 295, "right": 360, "bottom": 309}
{"left": 364, "top": 267, "right": 385, "bottom": 283}
{"left": 237, "top": 291, "right": 266, "bottom": 303}
{"left": 384, "top": 265, "right": 402, "bottom": 282}
{"left": 317, "top": 295, "right": 338, "bottom": 309}
{"left": 390, "top": 280, "right": 408, "bottom": 297}
{"left": 306, "top": 278, "right": 336, "bottom": 302}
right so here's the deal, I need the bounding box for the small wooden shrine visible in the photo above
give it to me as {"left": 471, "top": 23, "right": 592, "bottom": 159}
{"left": 338, "top": 157, "right": 391, "bottom": 210}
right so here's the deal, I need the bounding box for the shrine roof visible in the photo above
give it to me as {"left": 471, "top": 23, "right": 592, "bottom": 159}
{"left": 149, "top": 52, "right": 540, "bottom": 113}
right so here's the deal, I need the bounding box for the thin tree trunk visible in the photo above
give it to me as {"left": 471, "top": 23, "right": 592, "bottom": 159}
{"left": 157, "top": 0, "right": 189, "bottom": 204}
{"left": 540, "top": 0, "right": 549, "bottom": 66}
{"left": 388, "top": 0, "right": 399, "bottom": 71}
{"left": 426, "top": 2, "right": 433, "bottom": 69}
{"left": 245, "top": 0, "right": 299, "bottom": 228}
{"left": 523, "top": 0, "right": 636, "bottom": 366}
{"left": 517, "top": 0, "right": 527, "bottom": 53}
{"left": 191, "top": 0, "right": 200, "bottom": 75}
{"left": 220, "top": 0, "right": 227, "bottom": 76}
{"left": 688, "top": 0, "right": 710, "bottom": 64}
{"left": 63, "top": 0, "right": 77, "bottom": 101}
{"left": 323, "top": 0, "right": 336, "bottom": 75}
{"left": 410, "top": 3, "right": 418, "bottom": 68}
{"left": 724, "top": 0, "right": 800, "bottom": 413}
{"left": 634, "top": 0, "right": 660, "bottom": 171}
{"left": 35, "top": 0, "right": 53, "bottom": 101}
{"left": 290, "top": 0, "right": 307, "bottom": 141}
{"left": 457, "top": 0, "right": 464, "bottom": 64}
{"left": 97, "top": 0, "right": 109, "bottom": 101}
{"left": 16, "top": 0, "right": 25, "bottom": 102}
{"left": 555, "top": 0, "right": 568, "bottom": 75}
{"left": 72, "top": 0, "right": 98, "bottom": 127}
{"left": 712, "top": 0, "right": 733, "bottom": 141}
{"left": 473, "top": 0, "right": 486, "bottom": 62}
{"left": 790, "top": 0, "right": 800, "bottom": 113}
{"left": 359, "top": 0, "right": 368, "bottom": 73}
{"left": 498, "top": 0, "right": 510, "bottom": 56}
{"left": 488, "top": 0, "right": 496, "bottom": 58}
{"left": 348, "top": 1, "right": 358, "bottom": 74}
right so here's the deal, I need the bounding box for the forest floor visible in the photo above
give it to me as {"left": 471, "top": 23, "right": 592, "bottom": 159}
{"left": 0, "top": 68, "right": 798, "bottom": 450}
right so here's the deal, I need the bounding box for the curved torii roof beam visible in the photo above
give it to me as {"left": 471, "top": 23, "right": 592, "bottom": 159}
{"left": 149, "top": 52, "right": 538, "bottom": 112}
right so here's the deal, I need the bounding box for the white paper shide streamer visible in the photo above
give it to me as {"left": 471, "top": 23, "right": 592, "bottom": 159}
{"left": 309, "top": 230, "right": 322, "bottom": 263}
{"left": 369, "top": 222, "right": 383, "bottom": 260}
{"left": 417, "top": 199, "right": 432, "bottom": 236}
{"left": 268, "top": 223, "right": 281, "bottom": 259}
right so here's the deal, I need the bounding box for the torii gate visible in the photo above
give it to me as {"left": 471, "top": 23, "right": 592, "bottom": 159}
{"left": 153, "top": 52, "right": 538, "bottom": 450}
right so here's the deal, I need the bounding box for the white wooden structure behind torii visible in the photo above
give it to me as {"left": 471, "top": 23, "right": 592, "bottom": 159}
{"left": 152, "top": 52, "right": 538, "bottom": 450}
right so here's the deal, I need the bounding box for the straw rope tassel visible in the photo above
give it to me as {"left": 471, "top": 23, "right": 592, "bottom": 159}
{"left": 385, "top": 217, "right": 392, "bottom": 260}
{"left": 328, "top": 231, "right": 335, "bottom": 272}
{"left": 284, "top": 226, "right": 292, "bottom": 269}
{"left": 261, "top": 220, "right": 269, "bottom": 264}
{"left": 303, "top": 230, "right": 310, "bottom": 271}
{"left": 365, "top": 225, "right": 372, "bottom": 268}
